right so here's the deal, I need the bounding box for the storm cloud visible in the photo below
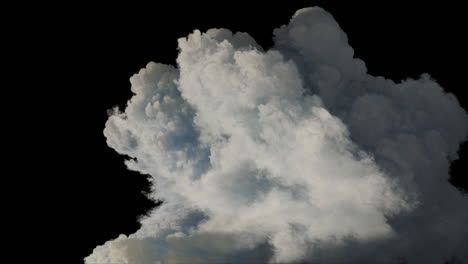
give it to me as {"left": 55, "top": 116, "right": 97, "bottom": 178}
{"left": 85, "top": 7, "right": 468, "bottom": 264}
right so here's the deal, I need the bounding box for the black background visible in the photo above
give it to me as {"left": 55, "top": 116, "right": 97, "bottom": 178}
{"left": 26, "top": 2, "right": 467, "bottom": 262}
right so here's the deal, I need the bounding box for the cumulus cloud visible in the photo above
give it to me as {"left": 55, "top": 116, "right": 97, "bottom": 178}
{"left": 85, "top": 7, "right": 468, "bottom": 264}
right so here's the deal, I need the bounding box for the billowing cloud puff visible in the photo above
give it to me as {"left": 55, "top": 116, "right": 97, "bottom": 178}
{"left": 85, "top": 7, "right": 468, "bottom": 264}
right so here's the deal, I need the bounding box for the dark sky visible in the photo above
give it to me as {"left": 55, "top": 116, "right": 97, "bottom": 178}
{"left": 36, "top": 2, "right": 467, "bottom": 262}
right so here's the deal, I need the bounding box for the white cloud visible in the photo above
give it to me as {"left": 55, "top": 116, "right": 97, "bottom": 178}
{"left": 85, "top": 7, "right": 468, "bottom": 264}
